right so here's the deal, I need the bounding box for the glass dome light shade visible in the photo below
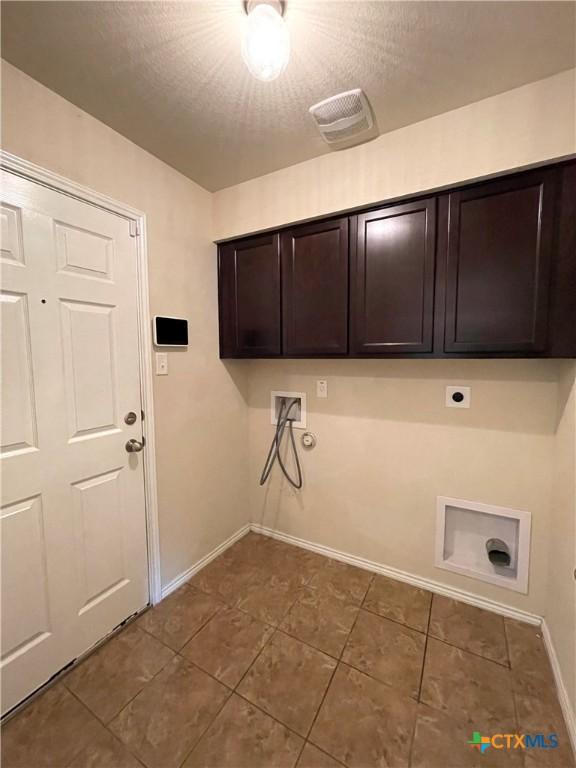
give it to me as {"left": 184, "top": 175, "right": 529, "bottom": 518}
{"left": 242, "top": 3, "right": 290, "bottom": 82}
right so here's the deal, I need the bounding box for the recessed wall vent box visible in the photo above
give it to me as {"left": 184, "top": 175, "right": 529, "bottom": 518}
{"left": 435, "top": 496, "right": 531, "bottom": 593}
{"left": 270, "top": 391, "right": 306, "bottom": 429}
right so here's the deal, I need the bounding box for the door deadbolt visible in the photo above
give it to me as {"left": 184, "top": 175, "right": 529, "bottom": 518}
{"left": 125, "top": 438, "right": 145, "bottom": 453}
{"left": 124, "top": 411, "right": 138, "bottom": 425}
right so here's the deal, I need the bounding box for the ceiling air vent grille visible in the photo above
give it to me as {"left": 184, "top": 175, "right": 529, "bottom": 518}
{"left": 309, "top": 89, "right": 376, "bottom": 147}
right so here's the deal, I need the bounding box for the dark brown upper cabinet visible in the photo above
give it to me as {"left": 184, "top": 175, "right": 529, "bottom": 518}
{"left": 217, "top": 161, "right": 575, "bottom": 360}
{"left": 351, "top": 198, "right": 436, "bottom": 354}
{"left": 548, "top": 162, "right": 576, "bottom": 357}
{"left": 443, "top": 169, "right": 557, "bottom": 354}
{"left": 218, "top": 233, "right": 281, "bottom": 357}
{"left": 281, "top": 218, "right": 349, "bottom": 355}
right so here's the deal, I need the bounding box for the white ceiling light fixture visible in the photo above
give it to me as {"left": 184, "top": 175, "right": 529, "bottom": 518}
{"left": 242, "top": 0, "right": 289, "bottom": 82}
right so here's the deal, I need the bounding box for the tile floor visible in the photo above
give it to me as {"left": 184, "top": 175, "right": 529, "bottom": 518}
{"left": 2, "top": 532, "right": 574, "bottom": 768}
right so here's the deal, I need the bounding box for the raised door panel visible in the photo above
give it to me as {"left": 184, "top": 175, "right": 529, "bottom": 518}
{"left": 351, "top": 199, "right": 436, "bottom": 354}
{"left": 282, "top": 218, "right": 348, "bottom": 355}
{"left": 60, "top": 300, "right": 118, "bottom": 441}
{"left": 444, "top": 170, "right": 556, "bottom": 353}
{"left": 1, "top": 203, "right": 24, "bottom": 266}
{"left": 55, "top": 221, "right": 113, "bottom": 281}
{"left": 219, "top": 234, "right": 281, "bottom": 357}
{"left": 0, "top": 292, "right": 38, "bottom": 457}
{"left": 72, "top": 469, "right": 128, "bottom": 617}
{"left": 1, "top": 496, "right": 51, "bottom": 664}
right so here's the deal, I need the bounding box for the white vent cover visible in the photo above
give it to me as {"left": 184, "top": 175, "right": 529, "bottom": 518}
{"left": 309, "top": 89, "right": 376, "bottom": 146}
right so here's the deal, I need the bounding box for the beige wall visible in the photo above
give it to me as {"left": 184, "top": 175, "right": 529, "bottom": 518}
{"left": 248, "top": 359, "right": 559, "bottom": 615}
{"left": 215, "top": 69, "right": 576, "bottom": 701}
{"left": 1, "top": 61, "right": 250, "bottom": 589}
{"left": 3, "top": 61, "right": 575, "bottom": 706}
{"left": 213, "top": 68, "right": 576, "bottom": 240}
{"left": 548, "top": 362, "right": 576, "bottom": 710}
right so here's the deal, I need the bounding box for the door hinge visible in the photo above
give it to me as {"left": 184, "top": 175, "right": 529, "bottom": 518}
{"left": 129, "top": 220, "right": 140, "bottom": 237}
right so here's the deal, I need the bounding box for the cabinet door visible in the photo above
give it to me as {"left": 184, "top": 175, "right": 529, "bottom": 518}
{"left": 281, "top": 218, "right": 348, "bottom": 355}
{"left": 218, "top": 233, "right": 281, "bottom": 357}
{"left": 444, "top": 170, "right": 556, "bottom": 353}
{"left": 351, "top": 198, "right": 436, "bottom": 354}
{"left": 547, "top": 162, "right": 576, "bottom": 357}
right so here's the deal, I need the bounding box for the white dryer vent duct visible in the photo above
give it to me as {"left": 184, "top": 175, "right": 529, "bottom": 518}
{"left": 309, "top": 89, "right": 378, "bottom": 148}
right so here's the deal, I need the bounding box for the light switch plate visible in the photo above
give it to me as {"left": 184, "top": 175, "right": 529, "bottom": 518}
{"left": 316, "top": 379, "right": 328, "bottom": 398}
{"left": 156, "top": 352, "right": 168, "bottom": 375}
{"left": 446, "top": 385, "right": 470, "bottom": 408}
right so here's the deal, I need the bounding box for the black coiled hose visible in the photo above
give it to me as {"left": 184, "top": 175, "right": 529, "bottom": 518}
{"left": 259, "top": 398, "right": 303, "bottom": 489}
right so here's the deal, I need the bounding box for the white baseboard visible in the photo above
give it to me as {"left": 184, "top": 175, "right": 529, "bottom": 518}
{"left": 541, "top": 619, "right": 576, "bottom": 754}
{"left": 250, "top": 523, "right": 541, "bottom": 625}
{"left": 160, "top": 524, "right": 251, "bottom": 599}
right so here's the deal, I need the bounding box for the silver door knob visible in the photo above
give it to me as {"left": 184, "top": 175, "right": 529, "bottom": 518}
{"left": 125, "top": 438, "right": 145, "bottom": 453}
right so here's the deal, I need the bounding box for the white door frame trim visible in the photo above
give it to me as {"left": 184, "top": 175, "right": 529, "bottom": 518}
{"left": 1, "top": 150, "right": 162, "bottom": 605}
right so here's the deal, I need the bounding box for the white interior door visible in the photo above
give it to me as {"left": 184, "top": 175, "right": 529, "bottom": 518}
{"left": 1, "top": 170, "right": 149, "bottom": 715}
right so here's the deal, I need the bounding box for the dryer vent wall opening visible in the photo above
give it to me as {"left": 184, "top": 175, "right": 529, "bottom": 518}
{"left": 309, "top": 88, "right": 378, "bottom": 148}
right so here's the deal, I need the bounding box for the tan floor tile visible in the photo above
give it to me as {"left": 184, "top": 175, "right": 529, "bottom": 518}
{"left": 109, "top": 656, "right": 229, "bottom": 768}
{"left": 237, "top": 631, "right": 337, "bottom": 736}
{"left": 511, "top": 664, "right": 559, "bottom": 703}
{"left": 420, "top": 638, "right": 516, "bottom": 733}
{"left": 280, "top": 588, "right": 359, "bottom": 658}
{"left": 261, "top": 545, "right": 328, "bottom": 587}
{"left": 309, "top": 663, "right": 417, "bottom": 768}
{"left": 183, "top": 693, "right": 303, "bottom": 768}
{"left": 236, "top": 576, "right": 304, "bottom": 626}
{"left": 181, "top": 605, "right": 273, "bottom": 687}
{"left": 505, "top": 619, "right": 548, "bottom": 669}
{"left": 429, "top": 596, "right": 508, "bottom": 665}
{"left": 65, "top": 623, "right": 175, "bottom": 722}
{"left": 226, "top": 532, "right": 268, "bottom": 559}
{"left": 136, "top": 584, "right": 222, "bottom": 650}
{"left": 515, "top": 692, "right": 575, "bottom": 767}
{"left": 411, "top": 703, "right": 524, "bottom": 768}
{"left": 297, "top": 743, "right": 344, "bottom": 768}
{"left": 342, "top": 609, "right": 425, "bottom": 698}
{"left": 190, "top": 556, "right": 259, "bottom": 605}
{"left": 1, "top": 684, "right": 105, "bottom": 768}
{"left": 291, "top": 549, "right": 330, "bottom": 584}
{"left": 67, "top": 728, "right": 143, "bottom": 768}
{"left": 308, "top": 559, "right": 373, "bottom": 605}
{"left": 363, "top": 575, "right": 431, "bottom": 632}
{"left": 505, "top": 619, "right": 558, "bottom": 701}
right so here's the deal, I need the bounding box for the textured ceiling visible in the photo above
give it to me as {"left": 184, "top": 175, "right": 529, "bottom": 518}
{"left": 2, "top": 1, "right": 575, "bottom": 191}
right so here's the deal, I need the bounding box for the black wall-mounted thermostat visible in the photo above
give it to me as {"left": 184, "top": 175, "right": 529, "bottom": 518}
{"left": 153, "top": 316, "right": 188, "bottom": 347}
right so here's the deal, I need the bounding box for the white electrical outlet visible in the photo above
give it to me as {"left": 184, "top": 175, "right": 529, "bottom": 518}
{"left": 316, "top": 379, "right": 328, "bottom": 398}
{"left": 446, "top": 385, "right": 470, "bottom": 408}
{"left": 156, "top": 352, "right": 168, "bottom": 375}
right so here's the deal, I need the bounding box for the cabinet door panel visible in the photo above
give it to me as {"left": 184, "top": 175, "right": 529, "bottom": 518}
{"left": 351, "top": 198, "right": 436, "bottom": 354}
{"left": 282, "top": 218, "right": 348, "bottom": 355}
{"left": 218, "top": 234, "right": 281, "bottom": 357}
{"left": 444, "top": 170, "right": 556, "bottom": 353}
{"left": 548, "top": 162, "right": 576, "bottom": 357}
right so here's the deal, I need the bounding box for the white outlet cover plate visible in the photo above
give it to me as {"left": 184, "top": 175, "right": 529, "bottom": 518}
{"left": 270, "top": 391, "right": 307, "bottom": 429}
{"left": 446, "top": 385, "right": 471, "bottom": 408}
{"left": 155, "top": 352, "right": 168, "bottom": 375}
{"left": 316, "top": 380, "right": 328, "bottom": 398}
